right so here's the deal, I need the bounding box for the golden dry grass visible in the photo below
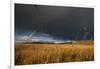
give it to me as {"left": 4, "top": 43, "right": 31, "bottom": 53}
{"left": 15, "top": 41, "right": 94, "bottom": 65}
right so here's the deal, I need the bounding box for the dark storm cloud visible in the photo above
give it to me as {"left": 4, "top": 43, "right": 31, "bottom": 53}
{"left": 15, "top": 3, "right": 94, "bottom": 40}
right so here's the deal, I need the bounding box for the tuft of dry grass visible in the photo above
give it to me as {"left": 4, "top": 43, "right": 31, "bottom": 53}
{"left": 15, "top": 41, "right": 94, "bottom": 65}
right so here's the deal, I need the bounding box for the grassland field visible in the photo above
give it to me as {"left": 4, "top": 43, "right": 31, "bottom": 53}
{"left": 15, "top": 40, "right": 94, "bottom": 65}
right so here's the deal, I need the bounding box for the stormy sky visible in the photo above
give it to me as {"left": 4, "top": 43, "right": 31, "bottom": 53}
{"left": 15, "top": 3, "right": 94, "bottom": 40}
